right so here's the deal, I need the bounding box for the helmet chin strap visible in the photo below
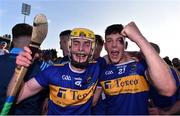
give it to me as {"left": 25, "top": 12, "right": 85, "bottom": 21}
{"left": 68, "top": 38, "right": 95, "bottom": 69}
{"left": 69, "top": 51, "right": 92, "bottom": 69}
{"left": 71, "top": 60, "right": 89, "bottom": 69}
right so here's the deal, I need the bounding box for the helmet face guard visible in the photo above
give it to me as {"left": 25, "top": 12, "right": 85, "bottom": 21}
{"left": 68, "top": 28, "right": 95, "bottom": 69}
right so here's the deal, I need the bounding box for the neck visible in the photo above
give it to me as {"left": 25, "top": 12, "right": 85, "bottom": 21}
{"left": 124, "top": 52, "right": 137, "bottom": 62}
{"left": 118, "top": 54, "right": 129, "bottom": 64}
{"left": 69, "top": 63, "right": 85, "bottom": 72}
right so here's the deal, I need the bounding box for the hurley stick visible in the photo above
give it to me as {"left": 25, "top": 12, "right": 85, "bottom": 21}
{"left": 0, "top": 13, "right": 48, "bottom": 115}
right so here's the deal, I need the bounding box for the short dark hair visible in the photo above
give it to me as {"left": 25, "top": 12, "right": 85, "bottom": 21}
{"left": 105, "top": 24, "right": 124, "bottom": 37}
{"left": 95, "top": 34, "right": 104, "bottom": 46}
{"left": 59, "top": 30, "right": 71, "bottom": 37}
{"left": 12, "top": 23, "right": 32, "bottom": 38}
{"left": 172, "top": 58, "right": 179, "bottom": 63}
{"left": 163, "top": 56, "right": 172, "bottom": 66}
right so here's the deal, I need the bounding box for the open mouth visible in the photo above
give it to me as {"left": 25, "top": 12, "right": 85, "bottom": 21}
{"left": 76, "top": 54, "right": 86, "bottom": 57}
{"left": 76, "top": 52, "right": 87, "bottom": 58}
{"left": 75, "top": 53, "right": 88, "bottom": 62}
{"left": 111, "top": 50, "right": 119, "bottom": 57}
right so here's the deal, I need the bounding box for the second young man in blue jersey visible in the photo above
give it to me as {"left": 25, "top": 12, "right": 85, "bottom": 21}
{"left": 93, "top": 22, "right": 176, "bottom": 115}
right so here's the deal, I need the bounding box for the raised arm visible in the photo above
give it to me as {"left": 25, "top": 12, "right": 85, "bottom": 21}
{"left": 121, "top": 22, "right": 176, "bottom": 96}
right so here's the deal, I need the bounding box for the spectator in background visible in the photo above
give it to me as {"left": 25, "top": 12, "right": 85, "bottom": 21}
{"left": 41, "top": 49, "right": 54, "bottom": 65}
{"left": 0, "top": 41, "right": 9, "bottom": 55}
{"left": 163, "top": 56, "right": 173, "bottom": 66}
{"left": 93, "top": 34, "right": 104, "bottom": 59}
{"left": 172, "top": 58, "right": 180, "bottom": 72}
{"left": 39, "top": 49, "right": 56, "bottom": 71}
{"left": 51, "top": 49, "right": 58, "bottom": 62}
{"left": 0, "top": 23, "right": 47, "bottom": 115}
{"left": 54, "top": 30, "right": 71, "bottom": 64}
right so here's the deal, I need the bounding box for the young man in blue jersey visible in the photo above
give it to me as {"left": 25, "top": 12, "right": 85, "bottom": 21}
{"left": 0, "top": 23, "right": 47, "bottom": 114}
{"left": 93, "top": 22, "right": 176, "bottom": 114}
{"left": 7, "top": 28, "right": 100, "bottom": 115}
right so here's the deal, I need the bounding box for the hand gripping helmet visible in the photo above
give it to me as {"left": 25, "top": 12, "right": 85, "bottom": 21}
{"left": 68, "top": 28, "right": 96, "bottom": 69}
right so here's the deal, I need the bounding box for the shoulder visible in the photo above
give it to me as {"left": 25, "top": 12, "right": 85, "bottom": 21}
{"left": 47, "top": 64, "right": 64, "bottom": 69}
{"left": 59, "top": 56, "right": 70, "bottom": 64}
{"left": 96, "top": 57, "right": 106, "bottom": 63}
{"left": 46, "top": 63, "right": 67, "bottom": 71}
{"left": 0, "top": 54, "right": 8, "bottom": 59}
{"left": 53, "top": 57, "right": 62, "bottom": 64}
{"left": 86, "top": 61, "right": 101, "bottom": 73}
{"left": 136, "top": 59, "right": 147, "bottom": 68}
{"left": 90, "top": 60, "right": 97, "bottom": 64}
{"left": 53, "top": 63, "right": 65, "bottom": 67}
{"left": 0, "top": 54, "right": 16, "bottom": 62}
{"left": 89, "top": 60, "right": 101, "bottom": 68}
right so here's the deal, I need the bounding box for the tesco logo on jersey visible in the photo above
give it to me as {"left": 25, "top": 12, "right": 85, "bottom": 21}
{"left": 62, "top": 75, "right": 71, "bottom": 81}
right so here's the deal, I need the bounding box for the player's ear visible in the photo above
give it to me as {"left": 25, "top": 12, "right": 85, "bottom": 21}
{"left": 125, "top": 41, "right": 128, "bottom": 50}
{"left": 104, "top": 42, "right": 108, "bottom": 51}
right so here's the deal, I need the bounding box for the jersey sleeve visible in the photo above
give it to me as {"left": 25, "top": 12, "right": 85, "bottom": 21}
{"left": 170, "top": 67, "right": 180, "bottom": 100}
{"left": 35, "top": 66, "right": 53, "bottom": 88}
{"left": 97, "top": 67, "right": 105, "bottom": 88}
{"left": 170, "top": 67, "right": 180, "bottom": 87}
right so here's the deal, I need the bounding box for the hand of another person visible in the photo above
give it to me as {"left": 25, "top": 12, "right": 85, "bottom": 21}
{"left": 148, "top": 107, "right": 169, "bottom": 115}
{"left": 148, "top": 107, "right": 160, "bottom": 115}
{"left": 42, "top": 98, "right": 49, "bottom": 115}
{"left": 16, "top": 46, "right": 32, "bottom": 67}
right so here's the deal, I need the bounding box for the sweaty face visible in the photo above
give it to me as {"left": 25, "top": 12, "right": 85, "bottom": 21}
{"left": 105, "top": 33, "right": 125, "bottom": 64}
{"left": 70, "top": 38, "right": 92, "bottom": 63}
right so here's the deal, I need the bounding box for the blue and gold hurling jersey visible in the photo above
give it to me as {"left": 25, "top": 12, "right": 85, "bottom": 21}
{"left": 99, "top": 60, "right": 149, "bottom": 115}
{"left": 35, "top": 62, "right": 100, "bottom": 115}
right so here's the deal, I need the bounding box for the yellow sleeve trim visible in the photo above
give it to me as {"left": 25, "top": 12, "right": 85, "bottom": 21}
{"left": 53, "top": 64, "right": 64, "bottom": 66}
